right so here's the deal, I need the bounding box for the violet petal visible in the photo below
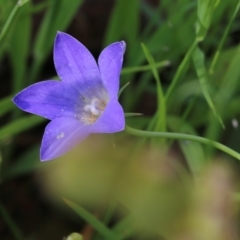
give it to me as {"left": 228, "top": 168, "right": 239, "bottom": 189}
{"left": 98, "top": 41, "right": 126, "bottom": 97}
{"left": 54, "top": 32, "right": 102, "bottom": 93}
{"left": 40, "top": 117, "right": 90, "bottom": 161}
{"left": 12, "top": 80, "right": 80, "bottom": 120}
{"left": 91, "top": 98, "right": 125, "bottom": 133}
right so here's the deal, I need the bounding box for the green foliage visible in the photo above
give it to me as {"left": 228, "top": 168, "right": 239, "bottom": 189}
{"left": 104, "top": 0, "right": 139, "bottom": 56}
{"left": 1, "top": 0, "right": 240, "bottom": 239}
{"left": 31, "top": 0, "right": 84, "bottom": 83}
{"left": 141, "top": 43, "right": 166, "bottom": 132}
{"left": 196, "top": 0, "right": 220, "bottom": 39}
{"left": 8, "top": 1, "right": 31, "bottom": 92}
{"left": 63, "top": 199, "right": 121, "bottom": 240}
{"left": 192, "top": 46, "right": 223, "bottom": 126}
{"left": 0, "top": 115, "right": 45, "bottom": 142}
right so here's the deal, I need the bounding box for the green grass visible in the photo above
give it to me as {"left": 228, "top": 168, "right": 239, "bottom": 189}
{"left": 1, "top": 0, "right": 240, "bottom": 239}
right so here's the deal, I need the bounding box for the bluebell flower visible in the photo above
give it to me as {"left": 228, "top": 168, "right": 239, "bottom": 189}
{"left": 13, "top": 32, "right": 126, "bottom": 161}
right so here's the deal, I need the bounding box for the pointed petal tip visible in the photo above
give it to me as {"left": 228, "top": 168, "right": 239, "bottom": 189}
{"left": 40, "top": 140, "right": 57, "bottom": 162}
{"left": 55, "top": 31, "right": 64, "bottom": 43}
{"left": 55, "top": 31, "right": 70, "bottom": 44}
{"left": 40, "top": 155, "right": 47, "bottom": 162}
{"left": 120, "top": 41, "right": 126, "bottom": 53}
{"left": 40, "top": 151, "right": 51, "bottom": 162}
{"left": 40, "top": 141, "right": 59, "bottom": 161}
{"left": 12, "top": 95, "right": 17, "bottom": 105}
{"left": 12, "top": 92, "right": 23, "bottom": 109}
{"left": 55, "top": 31, "right": 62, "bottom": 40}
{"left": 56, "top": 31, "right": 65, "bottom": 36}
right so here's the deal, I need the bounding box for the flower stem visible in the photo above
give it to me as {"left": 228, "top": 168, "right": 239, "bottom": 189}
{"left": 125, "top": 125, "right": 240, "bottom": 161}
{"left": 165, "top": 39, "right": 198, "bottom": 103}
{"left": 0, "top": 0, "right": 29, "bottom": 45}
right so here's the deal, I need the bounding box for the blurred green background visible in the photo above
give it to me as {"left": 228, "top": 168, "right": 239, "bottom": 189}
{"left": 1, "top": 0, "right": 240, "bottom": 239}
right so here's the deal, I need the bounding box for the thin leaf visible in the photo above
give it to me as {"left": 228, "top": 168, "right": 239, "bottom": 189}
{"left": 165, "top": 39, "right": 198, "bottom": 103}
{"left": 30, "top": 0, "right": 84, "bottom": 83}
{"left": 8, "top": 1, "right": 31, "bottom": 92}
{"left": 0, "top": 115, "right": 45, "bottom": 142}
{"left": 209, "top": 0, "right": 240, "bottom": 74}
{"left": 63, "top": 198, "right": 121, "bottom": 240}
{"left": 0, "top": 0, "right": 30, "bottom": 45}
{"left": 196, "top": 0, "right": 220, "bottom": 40}
{"left": 192, "top": 46, "right": 224, "bottom": 127}
{"left": 104, "top": 0, "right": 139, "bottom": 54}
{"left": 125, "top": 113, "right": 143, "bottom": 117}
{"left": 141, "top": 43, "right": 166, "bottom": 132}
{"left": 121, "top": 60, "right": 170, "bottom": 75}
{"left": 205, "top": 43, "right": 240, "bottom": 143}
{"left": 118, "top": 82, "right": 130, "bottom": 98}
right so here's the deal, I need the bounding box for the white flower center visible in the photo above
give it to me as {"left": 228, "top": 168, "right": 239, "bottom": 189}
{"left": 76, "top": 89, "right": 109, "bottom": 125}
{"left": 84, "top": 98, "right": 101, "bottom": 116}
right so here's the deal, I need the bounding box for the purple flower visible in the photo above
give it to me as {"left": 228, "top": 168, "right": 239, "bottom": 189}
{"left": 13, "top": 32, "right": 126, "bottom": 161}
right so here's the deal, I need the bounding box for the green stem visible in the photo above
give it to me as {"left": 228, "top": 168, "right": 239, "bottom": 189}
{"left": 165, "top": 39, "right": 198, "bottom": 103}
{"left": 0, "top": 0, "right": 29, "bottom": 45}
{"left": 0, "top": 4, "right": 18, "bottom": 45}
{"left": 125, "top": 125, "right": 240, "bottom": 161}
{"left": 121, "top": 60, "right": 170, "bottom": 75}
{"left": 141, "top": 43, "right": 166, "bottom": 133}
{"left": 209, "top": 0, "right": 240, "bottom": 74}
{"left": 63, "top": 198, "right": 121, "bottom": 240}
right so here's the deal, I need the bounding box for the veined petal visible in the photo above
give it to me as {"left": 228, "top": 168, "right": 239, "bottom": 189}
{"left": 98, "top": 41, "right": 126, "bottom": 97}
{"left": 40, "top": 118, "right": 90, "bottom": 161}
{"left": 54, "top": 32, "right": 102, "bottom": 93}
{"left": 92, "top": 98, "right": 125, "bottom": 133}
{"left": 12, "top": 80, "right": 80, "bottom": 120}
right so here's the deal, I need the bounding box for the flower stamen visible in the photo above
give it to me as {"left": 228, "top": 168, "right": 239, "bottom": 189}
{"left": 84, "top": 98, "right": 101, "bottom": 116}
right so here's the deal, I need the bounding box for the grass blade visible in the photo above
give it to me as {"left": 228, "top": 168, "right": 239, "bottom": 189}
{"left": 0, "top": 0, "right": 30, "bottom": 45}
{"left": 63, "top": 198, "right": 121, "bottom": 240}
{"left": 104, "top": 0, "right": 139, "bottom": 54}
{"left": 196, "top": 0, "right": 219, "bottom": 40}
{"left": 141, "top": 43, "right": 166, "bottom": 132}
{"left": 121, "top": 60, "right": 170, "bottom": 75}
{"left": 30, "top": 0, "right": 84, "bottom": 83}
{"left": 192, "top": 46, "right": 224, "bottom": 127}
{"left": 165, "top": 39, "right": 198, "bottom": 103}
{"left": 118, "top": 82, "right": 130, "bottom": 98}
{"left": 209, "top": 0, "right": 240, "bottom": 74}
{"left": 8, "top": 1, "right": 31, "bottom": 92}
{"left": 0, "top": 115, "right": 45, "bottom": 142}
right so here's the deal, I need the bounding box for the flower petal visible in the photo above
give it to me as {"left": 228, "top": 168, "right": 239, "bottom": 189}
{"left": 12, "top": 80, "right": 80, "bottom": 120}
{"left": 98, "top": 41, "right": 126, "bottom": 97}
{"left": 54, "top": 32, "right": 102, "bottom": 93}
{"left": 40, "top": 118, "right": 90, "bottom": 161}
{"left": 92, "top": 98, "right": 125, "bottom": 133}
